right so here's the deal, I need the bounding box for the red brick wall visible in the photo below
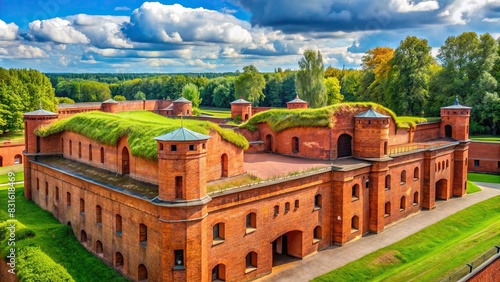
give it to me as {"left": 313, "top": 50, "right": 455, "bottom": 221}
{"left": 0, "top": 143, "right": 24, "bottom": 167}
{"left": 413, "top": 122, "right": 440, "bottom": 142}
{"left": 468, "top": 257, "right": 500, "bottom": 282}
{"left": 468, "top": 141, "right": 500, "bottom": 174}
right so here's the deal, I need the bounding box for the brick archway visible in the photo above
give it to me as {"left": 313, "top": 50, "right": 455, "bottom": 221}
{"left": 337, "top": 134, "right": 352, "bottom": 158}
{"left": 435, "top": 179, "right": 448, "bottom": 200}
{"left": 121, "top": 147, "right": 130, "bottom": 175}
{"left": 272, "top": 230, "right": 303, "bottom": 267}
{"left": 265, "top": 134, "right": 273, "bottom": 153}
{"left": 221, "top": 154, "right": 228, "bottom": 178}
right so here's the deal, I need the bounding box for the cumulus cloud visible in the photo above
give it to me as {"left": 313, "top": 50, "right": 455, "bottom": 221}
{"left": 0, "top": 20, "right": 19, "bottom": 40}
{"left": 389, "top": 0, "right": 439, "bottom": 13}
{"left": 122, "top": 2, "right": 252, "bottom": 44}
{"left": 439, "top": 0, "right": 500, "bottom": 25}
{"left": 27, "top": 18, "right": 90, "bottom": 44}
{"left": 0, "top": 43, "right": 46, "bottom": 59}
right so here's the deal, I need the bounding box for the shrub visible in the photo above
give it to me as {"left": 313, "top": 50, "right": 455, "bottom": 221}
{"left": 17, "top": 246, "right": 75, "bottom": 282}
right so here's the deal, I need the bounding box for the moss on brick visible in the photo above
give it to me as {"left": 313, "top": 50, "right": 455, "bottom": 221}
{"left": 35, "top": 111, "right": 249, "bottom": 160}
{"left": 240, "top": 102, "right": 431, "bottom": 132}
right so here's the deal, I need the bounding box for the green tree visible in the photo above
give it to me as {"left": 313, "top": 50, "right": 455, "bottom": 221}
{"left": 181, "top": 83, "right": 202, "bottom": 108}
{"left": 357, "top": 47, "right": 394, "bottom": 103}
{"left": 212, "top": 77, "right": 235, "bottom": 108}
{"left": 387, "top": 37, "right": 434, "bottom": 115}
{"left": 57, "top": 97, "right": 75, "bottom": 104}
{"left": 324, "top": 77, "right": 343, "bottom": 104}
{"left": 113, "top": 95, "right": 126, "bottom": 101}
{"left": 234, "top": 65, "right": 266, "bottom": 105}
{"left": 340, "top": 70, "right": 361, "bottom": 102}
{"left": 296, "top": 49, "right": 327, "bottom": 108}
{"left": 262, "top": 73, "right": 283, "bottom": 107}
{"left": 134, "top": 91, "right": 146, "bottom": 100}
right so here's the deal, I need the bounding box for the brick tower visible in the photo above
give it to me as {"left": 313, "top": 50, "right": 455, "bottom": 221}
{"left": 172, "top": 97, "right": 192, "bottom": 116}
{"left": 100, "top": 98, "right": 119, "bottom": 113}
{"left": 353, "top": 109, "right": 390, "bottom": 159}
{"left": 23, "top": 107, "right": 59, "bottom": 200}
{"left": 154, "top": 127, "right": 211, "bottom": 281}
{"left": 286, "top": 94, "right": 308, "bottom": 109}
{"left": 440, "top": 97, "right": 471, "bottom": 197}
{"left": 230, "top": 97, "right": 252, "bottom": 121}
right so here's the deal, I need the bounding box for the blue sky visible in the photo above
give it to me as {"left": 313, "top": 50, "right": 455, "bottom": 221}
{"left": 0, "top": 0, "right": 499, "bottom": 73}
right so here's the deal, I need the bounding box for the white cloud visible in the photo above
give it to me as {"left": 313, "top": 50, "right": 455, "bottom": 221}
{"left": 187, "top": 59, "right": 217, "bottom": 69}
{"left": 0, "top": 20, "right": 19, "bottom": 41}
{"left": 483, "top": 18, "right": 500, "bottom": 23}
{"left": 439, "top": 0, "right": 500, "bottom": 25}
{"left": 114, "top": 6, "right": 131, "bottom": 11}
{"left": 67, "top": 14, "right": 132, "bottom": 48}
{"left": 0, "top": 43, "right": 46, "bottom": 59}
{"left": 390, "top": 0, "right": 439, "bottom": 13}
{"left": 123, "top": 2, "right": 252, "bottom": 44}
{"left": 28, "top": 18, "right": 90, "bottom": 44}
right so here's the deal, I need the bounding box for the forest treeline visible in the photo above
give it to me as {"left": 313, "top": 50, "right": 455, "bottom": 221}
{"left": 1, "top": 31, "right": 499, "bottom": 135}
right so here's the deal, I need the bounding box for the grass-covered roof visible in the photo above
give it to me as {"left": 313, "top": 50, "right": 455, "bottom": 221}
{"left": 240, "top": 102, "right": 435, "bottom": 132}
{"left": 36, "top": 111, "right": 249, "bottom": 160}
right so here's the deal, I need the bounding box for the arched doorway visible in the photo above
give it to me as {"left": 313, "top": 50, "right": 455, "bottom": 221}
{"left": 272, "top": 230, "right": 302, "bottom": 267}
{"left": 435, "top": 179, "right": 448, "bottom": 200}
{"left": 80, "top": 230, "right": 87, "bottom": 245}
{"left": 221, "top": 154, "right": 228, "bottom": 178}
{"left": 122, "top": 147, "right": 130, "bottom": 175}
{"left": 244, "top": 114, "right": 249, "bottom": 121}
{"left": 0, "top": 156, "right": 3, "bottom": 167}
{"left": 211, "top": 264, "right": 226, "bottom": 281}
{"left": 445, "top": 125, "right": 452, "bottom": 138}
{"left": 265, "top": 134, "right": 273, "bottom": 152}
{"left": 337, "top": 134, "right": 352, "bottom": 158}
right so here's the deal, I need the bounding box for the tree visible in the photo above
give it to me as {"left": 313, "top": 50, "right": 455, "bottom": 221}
{"left": 212, "top": 77, "right": 235, "bottom": 108}
{"left": 234, "top": 65, "right": 266, "bottom": 105}
{"left": 134, "top": 91, "right": 146, "bottom": 100}
{"left": 57, "top": 97, "right": 75, "bottom": 104}
{"left": 324, "top": 77, "right": 343, "bottom": 104}
{"left": 340, "top": 70, "right": 361, "bottom": 102}
{"left": 387, "top": 37, "right": 434, "bottom": 115}
{"left": 262, "top": 73, "right": 283, "bottom": 107}
{"left": 181, "top": 83, "right": 202, "bottom": 108}
{"left": 113, "top": 95, "right": 126, "bottom": 101}
{"left": 296, "top": 49, "right": 327, "bottom": 108}
{"left": 357, "top": 47, "right": 394, "bottom": 103}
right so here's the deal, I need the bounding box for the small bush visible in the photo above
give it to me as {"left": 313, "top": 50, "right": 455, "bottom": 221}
{"left": 17, "top": 246, "right": 75, "bottom": 282}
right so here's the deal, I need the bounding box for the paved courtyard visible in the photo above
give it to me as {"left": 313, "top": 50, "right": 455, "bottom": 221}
{"left": 256, "top": 182, "right": 500, "bottom": 282}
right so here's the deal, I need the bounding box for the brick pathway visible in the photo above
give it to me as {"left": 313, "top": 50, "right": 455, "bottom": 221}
{"left": 256, "top": 182, "right": 500, "bottom": 282}
{"left": 243, "top": 154, "right": 331, "bottom": 179}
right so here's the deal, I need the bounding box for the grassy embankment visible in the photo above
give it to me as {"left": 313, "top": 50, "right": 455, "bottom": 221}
{"left": 315, "top": 195, "right": 500, "bottom": 282}
{"left": 0, "top": 173, "right": 128, "bottom": 282}
{"left": 36, "top": 110, "right": 248, "bottom": 160}
{"left": 467, "top": 172, "right": 500, "bottom": 184}
{"left": 0, "top": 131, "right": 24, "bottom": 143}
{"left": 199, "top": 106, "right": 231, "bottom": 118}
{"left": 240, "top": 102, "right": 437, "bottom": 132}
{"left": 469, "top": 135, "right": 500, "bottom": 142}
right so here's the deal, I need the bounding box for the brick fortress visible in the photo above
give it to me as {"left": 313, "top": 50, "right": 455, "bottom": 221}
{"left": 23, "top": 96, "right": 472, "bottom": 281}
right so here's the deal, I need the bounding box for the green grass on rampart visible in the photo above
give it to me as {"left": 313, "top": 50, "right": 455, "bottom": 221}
{"left": 35, "top": 110, "right": 248, "bottom": 160}
{"left": 467, "top": 172, "right": 500, "bottom": 183}
{"left": 240, "top": 102, "right": 433, "bottom": 133}
{"left": 199, "top": 107, "right": 231, "bottom": 118}
{"left": 466, "top": 180, "right": 481, "bottom": 193}
{"left": 314, "top": 196, "right": 500, "bottom": 282}
{"left": 0, "top": 182, "right": 128, "bottom": 281}
{"left": 469, "top": 135, "right": 500, "bottom": 142}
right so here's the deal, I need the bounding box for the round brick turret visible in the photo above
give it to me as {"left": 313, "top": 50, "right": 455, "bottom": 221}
{"left": 173, "top": 97, "right": 192, "bottom": 116}
{"left": 286, "top": 94, "right": 308, "bottom": 109}
{"left": 101, "top": 98, "right": 119, "bottom": 113}
{"left": 230, "top": 97, "right": 252, "bottom": 121}
{"left": 353, "top": 109, "right": 390, "bottom": 159}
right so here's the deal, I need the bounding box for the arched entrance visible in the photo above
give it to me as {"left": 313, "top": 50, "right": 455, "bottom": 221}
{"left": 244, "top": 114, "right": 249, "bottom": 121}
{"left": 272, "top": 230, "right": 302, "bottom": 267}
{"left": 435, "top": 179, "right": 448, "bottom": 200}
{"left": 122, "top": 147, "right": 130, "bottom": 175}
{"left": 337, "top": 134, "right": 352, "bottom": 158}
{"left": 0, "top": 156, "right": 3, "bottom": 167}
{"left": 265, "top": 134, "right": 273, "bottom": 152}
{"left": 445, "top": 125, "right": 452, "bottom": 138}
{"left": 221, "top": 154, "right": 228, "bottom": 178}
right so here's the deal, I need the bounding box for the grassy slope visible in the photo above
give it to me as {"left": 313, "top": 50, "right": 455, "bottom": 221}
{"left": 0, "top": 183, "right": 128, "bottom": 281}
{"left": 199, "top": 106, "right": 231, "bottom": 118}
{"left": 469, "top": 135, "right": 500, "bottom": 142}
{"left": 314, "top": 196, "right": 500, "bottom": 282}
{"left": 240, "top": 102, "right": 433, "bottom": 133}
{"left": 467, "top": 172, "right": 500, "bottom": 183}
{"left": 36, "top": 110, "right": 248, "bottom": 160}
{"left": 466, "top": 181, "right": 482, "bottom": 193}
{"left": 0, "top": 130, "right": 24, "bottom": 143}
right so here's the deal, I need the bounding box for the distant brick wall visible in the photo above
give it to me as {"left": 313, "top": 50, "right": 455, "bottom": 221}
{"left": 468, "top": 141, "right": 500, "bottom": 174}
{"left": 0, "top": 143, "right": 24, "bottom": 167}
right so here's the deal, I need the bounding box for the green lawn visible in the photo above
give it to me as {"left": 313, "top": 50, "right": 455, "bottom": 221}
{"left": 199, "top": 106, "right": 231, "bottom": 118}
{"left": 468, "top": 172, "right": 500, "bottom": 183}
{"left": 466, "top": 180, "right": 481, "bottom": 193}
{"left": 470, "top": 135, "right": 500, "bottom": 142}
{"left": 0, "top": 179, "right": 128, "bottom": 281}
{"left": 0, "top": 130, "right": 24, "bottom": 143}
{"left": 314, "top": 196, "right": 500, "bottom": 282}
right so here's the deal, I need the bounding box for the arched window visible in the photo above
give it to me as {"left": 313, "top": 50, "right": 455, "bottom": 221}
{"left": 78, "top": 142, "right": 82, "bottom": 158}
{"left": 55, "top": 186, "right": 59, "bottom": 202}
{"left": 140, "top": 224, "right": 147, "bottom": 245}
{"left": 138, "top": 264, "right": 148, "bottom": 281}
{"left": 36, "top": 136, "right": 41, "bottom": 153}
{"left": 212, "top": 264, "right": 226, "bottom": 281}
{"left": 69, "top": 140, "right": 72, "bottom": 155}
{"left": 337, "top": 134, "right": 352, "bottom": 158}
{"left": 445, "top": 125, "right": 452, "bottom": 138}
{"left": 413, "top": 192, "right": 419, "bottom": 205}
{"left": 438, "top": 162, "right": 441, "bottom": 171}
{"left": 352, "top": 184, "right": 359, "bottom": 200}
{"left": 61, "top": 138, "right": 64, "bottom": 153}
{"left": 365, "top": 179, "right": 370, "bottom": 188}
{"left": 159, "top": 143, "right": 164, "bottom": 151}
{"left": 213, "top": 222, "right": 224, "bottom": 244}
{"left": 292, "top": 137, "right": 299, "bottom": 153}
{"left": 89, "top": 144, "right": 92, "bottom": 161}
{"left": 14, "top": 154, "right": 22, "bottom": 164}
{"left": 122, "top": 147, "right": 130, "bottom": 175}
{"left": 221, "top": 154, "right": 228, "bottom": 178}
{"left": 45, "top": 182, "right": 48, "bottom": 197}
{"left": 80, "top": 198, "right": 85, "bottom": 214}
{"left": 95, "top": 240, "right": 103, "bottom": 254}
{"left": 245, "top": 252, "right": 257, "bottom": 272}
{"left": 100, "top": 147, "right": 104, "bottom": 164}
{"left": 400, "top": 170, "right": 406, "bottom": 184}
{"left": 400, "top": 196, "right": 406, "bottom": 211}
{"left": 385, "top": 175, "right": 391, "bottom": 190}
{"left": 80, "top": 230, "right": 87, "bottom": 243}
{"left": 313, "top": 226, "right": 322, "bottom": 242}
{"left": 446, "top": 160, "right": 449, "bottom": 168}
{"left": 96, "top": 205, "right": 102, "bottom": 224}
{"left": 285, "top": 202, "right": 290, "bottom": 213}
{"left": 246, "top": 212, "right": 256, "bottom": 233}
{"left": 414, "top": 167, "right": 419, "bottom": 180}
{"left": 294, "top": 199, "right": 300, "bottom": 209}
{"left": 66, "top": 192, "right": 71, "bottom": 206}
{"left": 351, "top": 215, "right": 359, "bottom": 232}
{"left": 384, "top": 202, "right": 391, "bottom": 217}
{"left": 115, "top": 252, "right": 124, "bottom": 267}
{"left": 314, "top": 194, "right": 322, "bottom": 209}
{"left": 274, "top": 205, "right": 279, "bottom": 216}
{"left": 115, "top": 214, "right": 122, "bottom": 235}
